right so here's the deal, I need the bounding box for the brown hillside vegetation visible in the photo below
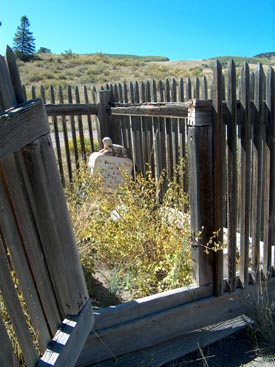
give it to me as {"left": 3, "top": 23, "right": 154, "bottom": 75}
{"left": 17, "top": 52, "right": 275, "bottom": 99}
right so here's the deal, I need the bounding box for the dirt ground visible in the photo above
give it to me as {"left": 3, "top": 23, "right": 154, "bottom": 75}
{"left": 169, "top": 329, "right": 275, "bottom": 367}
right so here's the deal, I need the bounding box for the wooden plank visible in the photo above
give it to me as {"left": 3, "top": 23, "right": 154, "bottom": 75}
{"left": 21, "top": 135, "right": 90, "bottom": 317}
{"left": 59, "top": 86, "right": 73, "bottom": 182}
{"left": 178, "top": 78, "right": 184, "bottom": 102}
{"left": 83, "top": 85, "right": 95, "bottom": 152}
{"left": 0, "top": 236, "right": 39, "bottom": 366}
{"left": 1, "top": 153, "right": 61, "bottom": 335}
{"left": 265, "top": 67, "right": 275, "bottom": 271}
{"left": 185, "top": 77, "right": 192, "bottom": 100}
{"left": 130, "top": 82, "right": 144, "bottom": 174}
{"left": 128, "top": 83, "right": 138, "bottom": 175}
{"left": 141, "top": 81, "right": 153, "bottom": 173}
{"left": 165, "top": 79, "right": 173, "bottom": 179}
{"left": 201, "top": 75, "right": 208, "bottom": 100}
{"left": 0, "top": 55, "right": 16, "bottom": 108}
{"left": 5, "top": 45, "right": 25, "bottom": 104}
{"left": 151, "top": 80, "right": 161, "bottom": 181}
{"left": 239, "top": 63, "right": 252, "bottom": 286}
{"left": 0, "top": 99, "right": 49, "bottom": 159}
{"left": 212, "top": 60, "right": 225, "bottom": 295}
{"left": 0, "top": 168, "right": 51, "bottom": 350}
{"left": 75, "top": 86, "right": 86, "bottom": 160}
{"left": 226, "top": 59, "right": 237, "bottom": 291}
{"left": 94, "top": 284, "right": 213, "bottom": 331}
{"left": 171, "top": 78, "right": 179, "bottom": 177}
{"left": 98, "top": 90, "right": 112, "bottom": 140}
{"left": 46, "top": 103, "right": 98, "bottom": 117}
{"left": 187, "top": 101, "right": 214, "bottom": 286}
{"left": 193, "top": 76, "right": 200, "bottom": 98}
{"left": 0, "top": 52, "right": 51, "bottom": 351}
{"left": 177, "top": 78, "right": 187, "bottom": 193}
{"left": 88, "top": 315, "right": 252, "bottom": 367}
{"left": 38, "top": 301, "right": 93, "bottom": 367}
{"left": 0, "top": 312, "right": 19, "bottom": 367}
{"left": 110, "top": 102, "right": 190, "bottom": 118}
{"left": 120, "top": 82, "right": 132, "bottom": 158}
{"left": 67, "top": 86, "right": 79, "bottom": 169}
{"left": 50, "top": 85, "right": 65, "bottom": 186}
{"left": 78, "top": 280, "right": 275, "bottom": 366}
{"left": 251, "top": 64, "right": 265, "bottom": 274}
{"left": 157, "top": 80, "right": 167, "bottom": 194}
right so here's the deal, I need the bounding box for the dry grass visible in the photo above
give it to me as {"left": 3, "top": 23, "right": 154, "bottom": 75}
{"left": 16, "top": 52, "right": 275, "bottom": 101}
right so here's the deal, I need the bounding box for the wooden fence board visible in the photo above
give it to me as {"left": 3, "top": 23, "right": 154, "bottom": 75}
{"left": 59, "top": 86, "right": 73, "bottom": 183}
{"left": 75, "top": 86, "right": 86, "bottom": 160}
{"left": 21, "top": 137, "right": 89, "bottom": 317}
{"left": 0, "top": 310, "right": 19, "bottom": 367}
{"left": 38, "top": 301, "right": 93, "bottom": 367}
{"left": 239, "top": 63, "right": 252, "bottom": 286}
{"left": 50, "top": 85, "right": 65, "bottom": 186}
{"left": 68, "top": 85, "right": 79, "bottom": 169}
{"left": 78, "top": 281, "right": 275, "bottom": 366}
{"left": 0, "top": 166, "right": 50, "bottom": 350}
{"left": 83, "top": 85, "right": 95, "bottom": 152}
{"left": 2, "top": 153, "right": 61, "bottom": 334}
{"left": 226, "top": 59, "right": 237, "bottom": 291}
{"left": 0, "top": 100, "right": 49, "bottom": 159}
{"left": 265, "top": 67, "right": 275, "bottom": 272}
{"left": 251, "top": 64, "right": 265, "bottom": 274}
{"left": 0, "top": 236, "right": 39, "bottom": 366}
{"left": 212, "top": 60, "right": 225, "bottom": 295}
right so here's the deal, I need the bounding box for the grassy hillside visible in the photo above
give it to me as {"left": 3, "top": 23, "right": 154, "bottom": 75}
{"left": 17, "top": 52, "right": 275, "bottom": 100}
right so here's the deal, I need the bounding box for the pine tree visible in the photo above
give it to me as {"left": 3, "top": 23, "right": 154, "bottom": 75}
{"left": 13, "top": 16, "right": 35, "bottom": 61}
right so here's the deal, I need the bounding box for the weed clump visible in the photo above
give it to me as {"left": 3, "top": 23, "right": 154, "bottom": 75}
{"left": 66, "top": 163, "right": 192, "bottom": 303}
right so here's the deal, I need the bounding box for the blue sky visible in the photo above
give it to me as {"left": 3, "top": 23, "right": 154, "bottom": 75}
{"left": 1, "top": 0, "right": 274, "bottom": 60}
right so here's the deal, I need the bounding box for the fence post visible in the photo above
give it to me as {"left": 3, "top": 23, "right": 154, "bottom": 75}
{"left": 97, "top": 90, "right": 111, "bottom": 145}
{"left": 187, "top": 100, "right": 214, "bottom": 287}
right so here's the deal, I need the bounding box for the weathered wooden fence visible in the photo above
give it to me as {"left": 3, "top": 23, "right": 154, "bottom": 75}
{"left": 0, "top": 48, "right": 94, "bottom": 367}
{"left": 1, "top": 49, "right": 275, "bottom": 367}
{"left": 24, "top": 75, "right": 209, "bottom": 187}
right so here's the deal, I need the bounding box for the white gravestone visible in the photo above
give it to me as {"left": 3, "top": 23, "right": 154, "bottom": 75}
{"left": 88, "top": 152, "right": 133, "bottom": 192}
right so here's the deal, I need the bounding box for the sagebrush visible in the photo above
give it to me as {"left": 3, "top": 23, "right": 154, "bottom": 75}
{"left": 66, "top": 163, "right": 192, "bottom": 303}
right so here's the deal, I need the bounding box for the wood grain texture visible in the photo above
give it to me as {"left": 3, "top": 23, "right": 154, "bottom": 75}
{"left": 0, "top": 235, "right": 38, "bottom": 366}
{"left": 0, "top": 99, "right": 49, "bottom": 159}
{"left": 239, "top": 63, "right": 251, "bottom": 287}
{"left": 0, "top": 312, "right": 19, "bottom": 367}
{"left": 38, "top": 301, "right": 94, "bottom": 367}
{"left": 1, "top": 153, "right": 61, "bottom": 335}
{"left": 212, "top": 60, "right": 225, "bottom": 295}
{"left": 77, "top": 280, "right": 275, "bottom": 366}
{"left": 226, "top": 59, "right": 237, "bottom": 291}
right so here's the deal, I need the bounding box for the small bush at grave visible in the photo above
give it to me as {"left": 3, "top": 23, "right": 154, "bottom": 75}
{"left": 66, "top": 163, "right": 192, "bottom": 304}
{"left": 67, "top": 136, "right": 97, "bottom": 155}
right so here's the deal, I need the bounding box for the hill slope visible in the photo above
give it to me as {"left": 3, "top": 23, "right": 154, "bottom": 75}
{"left": 17, "top": 52, "right": 275, "bottom": 98}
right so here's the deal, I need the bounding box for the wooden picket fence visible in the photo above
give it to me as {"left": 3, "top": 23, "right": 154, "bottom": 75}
{"left": 24, "top": 75, "right": 209, "bottom": 187}
{"left": 1, "top": 49, "right": 275, "bottom": 367}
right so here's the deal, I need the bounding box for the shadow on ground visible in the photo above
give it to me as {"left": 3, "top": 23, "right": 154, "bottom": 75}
{"left": 163, "top": 330, "right": 275, "bottom": 367}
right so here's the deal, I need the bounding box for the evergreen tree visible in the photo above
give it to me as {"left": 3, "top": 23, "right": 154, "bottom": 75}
{"left": 13, "top": 16, "right": 35, "bottom": 61}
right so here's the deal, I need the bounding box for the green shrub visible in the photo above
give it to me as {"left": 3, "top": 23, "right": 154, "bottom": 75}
{"left": 66, "top": 164, "right": 192, "bottom": 302}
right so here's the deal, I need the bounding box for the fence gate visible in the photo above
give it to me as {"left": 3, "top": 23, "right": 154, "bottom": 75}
{"left": 0, "top": 47, "right": 94, "bottom": 366}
